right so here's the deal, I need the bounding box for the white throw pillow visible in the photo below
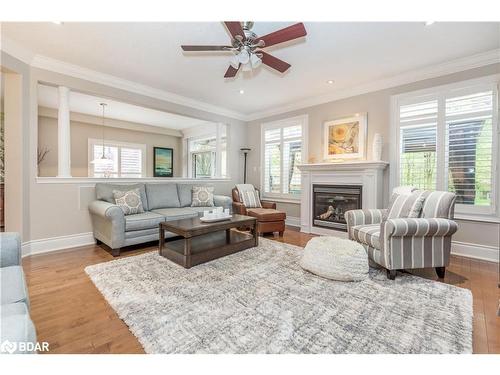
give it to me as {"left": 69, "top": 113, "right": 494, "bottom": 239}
{"left": 191, "top": 186, "right": 215, "bottom": 207}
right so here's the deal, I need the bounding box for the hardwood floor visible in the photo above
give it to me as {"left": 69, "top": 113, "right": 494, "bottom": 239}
{"left": 22, "top": 227, "right": 499, "bottom": 354}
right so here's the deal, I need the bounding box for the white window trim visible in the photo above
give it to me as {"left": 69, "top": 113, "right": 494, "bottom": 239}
{"left": 185, "top": 123, "right": 228, "bottom": 179}
{"left": 87, "top": 138, "right": 147, "bottom": 178}
{"left": 390, "top": 74, "right": 500, "bottom": 221}
{"left": 260, "top": 114, "right": 309, "bottom": 201}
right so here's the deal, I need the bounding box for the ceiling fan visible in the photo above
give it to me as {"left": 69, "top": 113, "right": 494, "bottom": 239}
{"left": 181, "top": 22, "right": 307, "bottom": 78}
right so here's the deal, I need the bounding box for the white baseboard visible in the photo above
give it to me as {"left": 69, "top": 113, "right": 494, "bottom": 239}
{"left": 19, "top": 230, "right": 499, "bottom": 264}
{"left": 285, "top": 216, "right": 301, "bottom": 228}
{"left": 451, "top": 241, "right": 499, "bottom": 263}
{"left": 22, "top": 232, "right": 95, "bottom": 257}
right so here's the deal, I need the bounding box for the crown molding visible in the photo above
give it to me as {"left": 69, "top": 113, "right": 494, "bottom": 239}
{"left": 245, "top": 48, "right": 500, "bottom": 121}
{"left": 31, "top": 54, "right": 247, "bottom": 121}
{"left": 0, "top": 36, "right": 35, "bottom": 65}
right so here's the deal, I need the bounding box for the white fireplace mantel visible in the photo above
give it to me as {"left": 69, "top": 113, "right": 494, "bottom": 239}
{"left": 297, "top": 161, "right": 389, "bottom": 236}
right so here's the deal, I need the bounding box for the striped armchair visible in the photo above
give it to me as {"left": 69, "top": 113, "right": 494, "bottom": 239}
{"left": 346, "top": 191, "right": 458, "bottom": 280}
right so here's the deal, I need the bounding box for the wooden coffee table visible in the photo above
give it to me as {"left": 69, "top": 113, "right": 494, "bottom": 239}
{"left": 159, "top": 214, "right": 258, "bottom": 268}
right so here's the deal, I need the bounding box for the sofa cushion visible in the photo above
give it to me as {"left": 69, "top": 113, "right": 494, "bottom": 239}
{"left": 0, "top": 314, "right": 37, "bottom": 353}
{"left": 146, "top": 184, "right": 181, "bottom": 210}
{"left": 191, "top": 186, "right": 215, "bottom": 207}
{"left": 0, "top": 266, "right": 30, "bottom": 308}
{"left": 246, "top": 208, "right": 286, "bottom": 222}
{"left": 186, "top": 206, "right": 223, "bottom": 214}
{"left": 151, "top": 208, "right": 198, "bottom": 221}
{"left": 421, "top": 191, "right": 456, "bottom": 219}
{"left": 300, "top": 236, "right": 369, "bottom": 281}
{"left": 177, "top": 184, "right": 194, "bottom": 207}
{"left": 351, "top": 224, "right": 381, "bottom": 250}
{"left": 0, "top": 302, "right": 29, "bottom": 316}
{"left": 96, "top": 183, "right": 149, "bottom": 211}
{"left": 125, "top": 212, "right": 165, "bottom": 231}
{"left": 113, "top": 188, "right": 145, "bottom": 215}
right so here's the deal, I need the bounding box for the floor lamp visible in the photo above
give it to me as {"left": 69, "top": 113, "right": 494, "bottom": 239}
{"left": 240, "top": 148, "right": 251, "bottom": 184}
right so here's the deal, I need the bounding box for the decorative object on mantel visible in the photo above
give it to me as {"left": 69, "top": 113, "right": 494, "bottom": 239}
{"left": 240, "top": 147, "right": 251, "bottom": 183}
{"left": 323, "top": 113, "right": 367, "bottom": 160}
{"left": 372, "top": 133, "right": 383, "bottom": 161}
{"left": 153, "top": 147, "right": 173, "bottom": 177}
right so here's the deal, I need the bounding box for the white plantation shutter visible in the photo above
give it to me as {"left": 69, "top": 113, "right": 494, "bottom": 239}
{"left": 394, "top": 79, "right": 498, "bottom": 215}
{"left": 262, "top": 116, "right": 307, "bottom": 198}
{"left": 399, "top": 100, "right": 438, "bottom": 190}
{"left": 89, "top": 140, "right": 145, "bottom": 178}
{"left": 445, "top": 91, "right": 494, "bottom": 206}
{"left": 120, "top": 147, "right": 142, "bottom": 177}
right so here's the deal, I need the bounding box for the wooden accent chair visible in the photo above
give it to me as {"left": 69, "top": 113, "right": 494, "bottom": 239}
{"left": 231, "top": 187, "right": 286, "bottom": 236}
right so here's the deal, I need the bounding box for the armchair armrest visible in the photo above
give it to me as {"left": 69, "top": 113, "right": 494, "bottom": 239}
{"left": 346, "top": 209, "right": 386, "bottom": 240}
{"left": 384, "top": 218, "right": 458, "bottom": 237}
{"left": 213, "top": 195, "right": 232, "bottom": 211}
{"left": 88, "top": 200, "right": 125, "bottom": 249}
{"left": 0, "top": 232, "right": 21, "bottom": 267}
{"left": 261, "top": 201, "right": 276, "bottom": 209}
{"left": 232, "top": 201, "right": 247, "bottom": 215}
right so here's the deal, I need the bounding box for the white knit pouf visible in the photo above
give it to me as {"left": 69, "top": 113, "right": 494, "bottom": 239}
{"left": 300, "top": 236, "right": 369, "bottom": 281}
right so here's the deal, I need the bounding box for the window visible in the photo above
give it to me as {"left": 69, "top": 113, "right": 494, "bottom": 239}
{"left": 392, "top": 77, "right": 499, "bottom": 216}
{"left": 186, "top": 124, "right": 227, "bottom": 178}
{"left": 261, "top": 115, "right": 308, "bottom": 200}
{"left": 88, "top": 139, "right": 146, "bottom": 178}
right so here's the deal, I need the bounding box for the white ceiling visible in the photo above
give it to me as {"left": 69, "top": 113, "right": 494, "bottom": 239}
{"left": 3, "top": 22, "right": 500, "bottom": 116}
{"left": 37, "top": 84, "right": 212, "bottom": 130}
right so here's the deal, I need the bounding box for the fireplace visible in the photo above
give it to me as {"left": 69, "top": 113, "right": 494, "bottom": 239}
{"left": 312, "top": 185, "right": 362, "bottom": 231}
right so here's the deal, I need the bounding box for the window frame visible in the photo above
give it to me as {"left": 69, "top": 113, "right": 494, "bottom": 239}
{"left": 260, "top": 114, "right": 308, "bottom": 202}
{"left": 390, "top": 75, "right": 500, "bottom": 220}
{"left": 88, "top": 138, "right": 147, "bottom": 178}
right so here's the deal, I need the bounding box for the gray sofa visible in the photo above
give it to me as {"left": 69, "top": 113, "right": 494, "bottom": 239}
{"left": 88, "top": 182, "right": 233, "bottom": 256}
{"left": 0, "top": 233, "right": 37, "bottom": 354}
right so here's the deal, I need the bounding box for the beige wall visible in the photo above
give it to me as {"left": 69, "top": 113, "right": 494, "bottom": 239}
{"left": 38, "top": 113, "right": 183, "bottom": 177}
{"left": 246, "top": 63, "right": 500, "bottom": 251}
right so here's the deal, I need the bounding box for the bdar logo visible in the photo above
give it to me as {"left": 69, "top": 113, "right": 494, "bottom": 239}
{"left": 0, "top": 340, "right": 17, "bottom": 354}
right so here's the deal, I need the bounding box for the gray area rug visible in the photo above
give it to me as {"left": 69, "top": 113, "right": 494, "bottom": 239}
{"left": 85, "top": 238, "right": 472, "bottom": 353}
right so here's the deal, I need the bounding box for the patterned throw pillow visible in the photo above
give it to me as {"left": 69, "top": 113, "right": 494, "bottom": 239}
{"left": 241, "top": 190, "right": 262, "bottom": 208}
{"left": 191, "top": 186, "right": 215, "bottom": 207}
{"left": 113, "top": 188, "right": 145, "bottom": 215}
{"left": 384, "top": 190, "right": 428, "bottom": 220}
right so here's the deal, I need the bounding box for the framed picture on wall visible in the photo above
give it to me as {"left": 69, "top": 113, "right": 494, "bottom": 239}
{"left": 323, "top": 114, "right": 367, "bottom": 160}
{"left": 153, "top": 147, "right": 173, "bottom": 177}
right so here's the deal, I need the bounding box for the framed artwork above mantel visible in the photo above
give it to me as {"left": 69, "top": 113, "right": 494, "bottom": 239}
{"left": 153, "top": 147, "right": 173, "bottom": 177}
{"left": 323, "top": 114, "right": 367, "bottom": 160}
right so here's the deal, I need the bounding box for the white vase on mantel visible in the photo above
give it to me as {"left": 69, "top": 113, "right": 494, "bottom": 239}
{"left": 372, "top": 133, "right": 383, "bottom": 161}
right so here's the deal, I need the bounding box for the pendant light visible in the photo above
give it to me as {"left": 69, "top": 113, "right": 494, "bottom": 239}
{"left": 90, "top": 103, "right": 113, "bottom": 168}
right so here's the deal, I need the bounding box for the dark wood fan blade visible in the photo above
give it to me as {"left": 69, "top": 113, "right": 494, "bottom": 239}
{"left": 259, "top": 51, "right": 291, "bottom": 73}
{"left": 224, "top": 64, "right": 241, "bottom": 78}
{"left": 181, "top": 45, "right": 233, "bottom": 51}
{"left": 224, "top": 22, "right": 246, "bottom": 41}
{"left": 257, "top": 23, "right": 307, "bottom": 48}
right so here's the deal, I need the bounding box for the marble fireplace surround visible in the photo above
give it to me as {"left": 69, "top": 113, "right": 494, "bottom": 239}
{"left": 297, "top": 161, "right": 389, "bottom": 237}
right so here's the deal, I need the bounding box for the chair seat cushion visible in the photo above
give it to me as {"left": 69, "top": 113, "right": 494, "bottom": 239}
{"left": 300, "top": 236, "right": 368, "bottom": 281}
{"left": 351, "top": 223, "right": 382, "bottom": 250}
{"left": 151, "top": 208, "right": 199, "bottom": 221}
{"left": 125, "top": 212, "right": 165, "bottom": 231}
{"left": 246, "top": 208, "right": 286, "bottom": 222}
{"left": 0, "top": 266, "right": 30, "bottom": 307}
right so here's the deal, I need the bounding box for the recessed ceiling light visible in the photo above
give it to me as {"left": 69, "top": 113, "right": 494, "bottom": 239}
{"left": 239, "top": 89, "right": 245, "bottom": 94}
{"left": 327, "top": 80, "right": 334, "bottom": 84}
{"left": 425, "top": 21, "right": 435, "bottom": 26}
{"left": 52, "top": 21, "right": 63, "bottom": 25}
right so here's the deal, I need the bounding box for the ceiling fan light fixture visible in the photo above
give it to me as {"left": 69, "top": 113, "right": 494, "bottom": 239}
{"left": 237, "top": 49, "right": 250, "bottom": 65}
{"left": 250, "top": 53, "right": 262, "bottom": 69}
{"left": 229, "top": 54, "right": 240, "bottom": 69}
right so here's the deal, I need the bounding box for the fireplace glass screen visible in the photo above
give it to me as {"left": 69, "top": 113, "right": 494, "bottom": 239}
{"left": 313, "top": 185, "right": 362, "bottom": 231}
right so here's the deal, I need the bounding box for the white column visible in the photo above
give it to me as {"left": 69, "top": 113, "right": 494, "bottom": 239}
{"left": 215, "top": 123, "right": 222, "bottom": 178}
{"left": 57, "top": 86, "right": 71, "bottom": 177}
